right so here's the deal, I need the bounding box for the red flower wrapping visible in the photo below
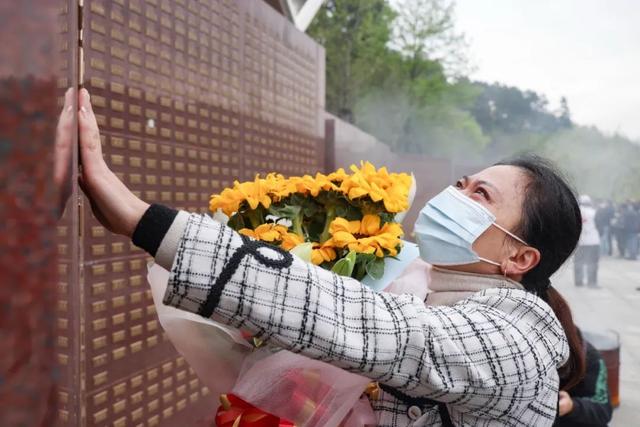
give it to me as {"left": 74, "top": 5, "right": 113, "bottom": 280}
{"left": 215, "top": 394, "right": 295, "bottom": 427}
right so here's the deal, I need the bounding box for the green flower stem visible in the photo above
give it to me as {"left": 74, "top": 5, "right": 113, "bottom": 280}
{"left": 319, "top": 205, "right": 337, "bottom": 244}
{"left": 354, "top": 260, "right": 367, "bottom": 281}
{"left": 292, "top": 212, "right": 304, "bottom": 237}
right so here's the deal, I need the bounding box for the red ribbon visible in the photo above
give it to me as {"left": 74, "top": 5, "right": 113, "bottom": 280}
{"left": 215, "top": 394, "right": 295, "bottom": 427}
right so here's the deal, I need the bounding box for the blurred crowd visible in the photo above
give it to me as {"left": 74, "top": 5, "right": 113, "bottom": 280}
{"left": 595, "top": 199, "right": 640, "bottom": 260}
{"left": 573, "top": 196, "right": 640, "bottom": 289}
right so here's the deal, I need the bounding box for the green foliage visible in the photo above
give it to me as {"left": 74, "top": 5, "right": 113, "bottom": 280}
{"left": 290, "top": 242, "right": 314, "bottom": 263}
{"left": 332, "top": 250, "right": 357, "bottom": 276}
{"left": 365, "top": 256, "right": 385, "bottom": 280}
{"left": 470, "top": 82, "right": 572, "bottom": 136}
{"left": 309, "top": 0, "right": 486, "bottom": 157}
{"left": 390, "top": 0, "right": 470, "bottom": 77}
{"left": 308, "top": 0, "right": 396, "bottom": 121}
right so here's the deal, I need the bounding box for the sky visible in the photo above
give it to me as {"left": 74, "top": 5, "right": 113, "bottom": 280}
{"left": 455, "top": 0, "right": 640, "bottom": 142}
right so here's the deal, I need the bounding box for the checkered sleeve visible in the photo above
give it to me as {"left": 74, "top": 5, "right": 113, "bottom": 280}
{"left": 163, "top": 213, "right": 568, "bottom": 417}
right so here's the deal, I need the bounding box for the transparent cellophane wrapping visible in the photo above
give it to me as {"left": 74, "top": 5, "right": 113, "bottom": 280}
{"left": 147, "top": 263, "right": 377, "bottom": 427}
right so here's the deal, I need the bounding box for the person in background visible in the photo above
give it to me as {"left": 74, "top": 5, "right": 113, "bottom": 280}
{"left": 595, "top": 200, "right": 614, "bottom": 256}
{"left": 635, "top": 201, "right": 640, "bottom": 259}
{"left": 555, "top": 331, "right": 613, "bottom": 427}
{"left": 621, "top": 202, "right": 640, "bottom": 260}
{"left": 610, "top": 205, "right": 625, "bottom": 257}
{"left": 574, "top": 195, "right": 600, "bottom": 287}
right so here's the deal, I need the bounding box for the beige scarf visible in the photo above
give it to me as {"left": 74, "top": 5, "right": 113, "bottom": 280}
{"left": 385, "top": 258, "right": 525, "bottom": 306}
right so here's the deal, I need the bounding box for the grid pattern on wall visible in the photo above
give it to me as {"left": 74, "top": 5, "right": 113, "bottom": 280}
{"left": 54, "top": 0, "right": 325, "bottom": 425}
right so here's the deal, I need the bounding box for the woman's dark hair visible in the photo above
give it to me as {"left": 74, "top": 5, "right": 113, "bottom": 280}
{"left": 496, "top": 154, "right": 586, "bottom": 390}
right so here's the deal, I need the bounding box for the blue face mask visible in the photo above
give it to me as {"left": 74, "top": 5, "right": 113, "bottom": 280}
{"left": 414, "top": 186, "right": 529, "bottom": 266}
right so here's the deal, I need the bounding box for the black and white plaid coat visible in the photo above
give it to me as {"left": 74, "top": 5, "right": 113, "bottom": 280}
{"left": 147, "top": 210, "right": 568, "bottom": 427}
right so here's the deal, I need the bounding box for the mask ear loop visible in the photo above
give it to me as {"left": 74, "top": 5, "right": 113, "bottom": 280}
{"left": 492, "top": 222, "right": 529, "bottom": 246}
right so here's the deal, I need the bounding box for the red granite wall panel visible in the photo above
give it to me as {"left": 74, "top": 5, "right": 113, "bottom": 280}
{"left": 55, "top": 0, "right": 82, "bottom": 422}
{"left": 0, "top": 1, "right": 79, "bottom": 425}
{"left": 66, "top": 0, "right": 326, "bottom": 426}
{"left": 0, "top": 1, "right": 325, "bottom": 425}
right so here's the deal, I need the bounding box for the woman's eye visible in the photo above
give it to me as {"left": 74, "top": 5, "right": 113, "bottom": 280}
{"left": 455, "top": 181, "right": 463, "bottom": 189}
{"left": 475, "top": 188, "right": 489, "bottom": 199}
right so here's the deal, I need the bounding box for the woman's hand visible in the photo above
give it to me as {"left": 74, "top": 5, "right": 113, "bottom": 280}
{"left": 77, "top": 88, "right": 149, "bottom": 237}
{"left": 54, "top": 88, "right": 75, "bottom": 217}
{"left": 558, "top": 390, "right": 574, "bottom": 416}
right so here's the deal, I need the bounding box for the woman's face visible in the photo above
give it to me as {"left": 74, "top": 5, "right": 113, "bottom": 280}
{"left": 439, "top": 165, "right": 540, "bottom": 278}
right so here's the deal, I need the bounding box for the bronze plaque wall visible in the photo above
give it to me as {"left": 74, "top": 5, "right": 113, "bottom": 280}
{"left": 54, "top": 0, "right": 325, "bottom": 426}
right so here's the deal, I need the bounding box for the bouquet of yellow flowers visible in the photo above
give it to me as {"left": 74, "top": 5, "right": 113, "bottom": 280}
{"left": 209, "top": 162, "right": 414, "bottom": 282}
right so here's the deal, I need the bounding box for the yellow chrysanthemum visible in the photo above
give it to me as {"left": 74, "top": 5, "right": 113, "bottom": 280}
{"left": 209, "top": 187, "right": 246, "bottom": 216}
{"left": 382, "top": 172, "right": 412, "bottom": 212}
{"left": 326, "top": 231, "right": 357, "bottom": 248}
{"left": 289, "top": 173, "right": 338, "bottom": 197}
{"left": 236, "top": 175, "right": 273, "bottom": 210}
{"left": 314, "top": 173, "right": 339, "bottom": 192}
{"left": 265, "top": 173, "right": 296, "bottom": 201}
{"left": 210, "top": 174, "right": 289, "bottom": 215}
{"left": 329, "top": 217, "right": 361, "bottom": 235}
{"left": 280, "top": 232, "right": 304, "bottom": 251}
{"left": 359, "top": 214, "right": 381, "bottom": 235}
{"left": 382, "top": 182, "right": 408, "bottom": 213}
{"left": 337, "top": 162, "right": 411, "bottom": 213}
{"left": 239, "top": 223, "right": 289, "bottom": 242}
{"left": 327, "top": 168, "right": 349, "bottom": 182}
{"left": 327, "top": 215, "right": 403, "bottom": 257}
{"left": 311, "top": 243, "right": 337, "bottom": 265}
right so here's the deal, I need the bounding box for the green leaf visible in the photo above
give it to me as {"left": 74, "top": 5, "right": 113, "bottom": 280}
{"left": 356, "top": 252, "right": 376, "bottom": 261}
{"left": 331, "top": 250, "right": 357, "bottom": 277}
{"left": 268, "top": 204, "right": 301, "bottom": 221}
{"left": 365, "top": 257, "right": 385, "bottom": 280}
{"left": 227, "top": 213, "right": 245, "bottom": 231}
{"left": 290, "top": 242, "right": 314, "bottom": 263}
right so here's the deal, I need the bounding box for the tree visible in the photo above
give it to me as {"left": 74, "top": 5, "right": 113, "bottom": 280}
{"left": 390, "top": 0, "right": 470, "bottom": 78}
{"left": 351, "top": 0, "right": 485, "bottom": 158}
{"left": 309, "top": 0, "right": 486, "bottom": 158}
{"left": 307, "top": 0, "right": 396, "bottom": 122}
{"left": 557, "top": 96, "right": 571, "bottom": 128}
{"left": 471, "top": 83, "right": 574, "bottom": 135}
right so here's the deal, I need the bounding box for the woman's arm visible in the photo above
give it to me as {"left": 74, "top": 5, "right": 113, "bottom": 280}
{"left": 136, "top": 206, "right": 566, "bottom": 413}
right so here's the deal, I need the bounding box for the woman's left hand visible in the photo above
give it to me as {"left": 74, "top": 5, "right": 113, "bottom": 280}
{"left": 558, "top": 390, "right": 574, "bottom": 416}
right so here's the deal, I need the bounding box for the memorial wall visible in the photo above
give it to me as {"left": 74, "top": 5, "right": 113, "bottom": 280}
{"left": 1, "top": 0, "right": 324, "bottom": 425}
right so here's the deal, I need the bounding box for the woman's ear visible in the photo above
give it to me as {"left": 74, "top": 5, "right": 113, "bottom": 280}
{"left": 505, "top": 246, "right": 541, "bottom": 277}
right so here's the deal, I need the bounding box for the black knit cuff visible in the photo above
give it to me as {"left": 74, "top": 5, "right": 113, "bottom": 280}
{"left": 132, "top": 204, "right": 179, "bottom": 256}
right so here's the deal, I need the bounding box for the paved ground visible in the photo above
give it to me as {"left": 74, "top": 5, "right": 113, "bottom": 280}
{"left": 552, "top": 255, "right": 640, "bottom": 426}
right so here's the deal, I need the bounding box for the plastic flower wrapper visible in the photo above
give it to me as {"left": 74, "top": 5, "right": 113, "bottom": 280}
{"left": 148, "top": 263, "right": 377, "bottom": 427}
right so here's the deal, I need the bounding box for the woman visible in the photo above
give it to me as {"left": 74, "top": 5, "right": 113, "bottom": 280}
{"left": 70, "top": 89, "right": 585, "bottom": 426}
{"left": 574, "top": 195, "right": 600, "bottom": 287}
